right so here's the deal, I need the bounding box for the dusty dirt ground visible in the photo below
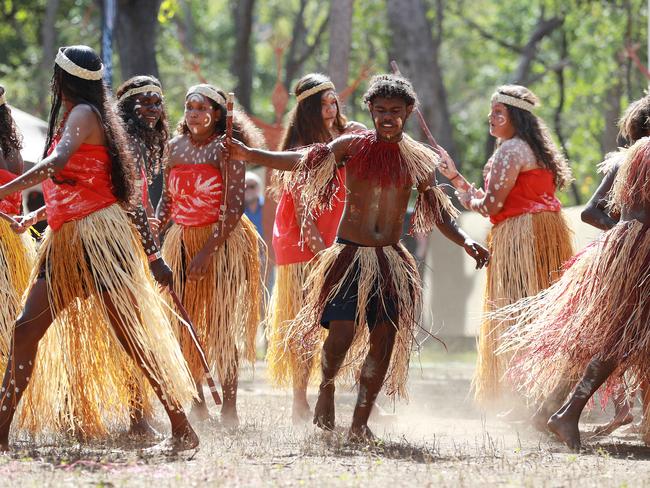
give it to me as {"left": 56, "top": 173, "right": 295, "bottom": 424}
{"left": 3, "top": 353, "right": 650, "bottom": 487}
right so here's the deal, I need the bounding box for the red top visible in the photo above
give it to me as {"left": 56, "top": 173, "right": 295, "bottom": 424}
{"left": 168, "top": 163, "right": 223, "bottom": 227}
{"left": 488, "top": 168, "right": 561, "bottom": 225}
{"left": 0, "top": 169, "right": 22, "bottom": 216}
{"left": 273, "top": 168, "right": 345, "bottom": 265}
{"left": 43, "top": 140, "right": 117, "bottom": 231}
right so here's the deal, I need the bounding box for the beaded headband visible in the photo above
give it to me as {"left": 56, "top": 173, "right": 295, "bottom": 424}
{"left": 118, "top": 85, "right": 163, "bottom": 102}
{"left": 55, "top": 49, "right": 104, "bottom": 81}
{"left": 186, "top": 85, "right": 226, "bottom": 106}
{"left": 492, "top": 93, "right": 535, "bottom": 113}
{"left": 0, "top": 92, "right": 5, "bottom": 107}
{"left": 295, "top": 81, "right": 335, "bottom": 103}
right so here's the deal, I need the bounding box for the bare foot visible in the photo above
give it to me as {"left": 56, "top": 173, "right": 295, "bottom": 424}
{"left": 547, "top": 413, "right": 581, "bottom": 451}
{"left": 221, "top": 407, "right": 240, "bottom": 429}
{"left": 292, "top": 400, "right": 312, "bottom": 425}
{"left": 128, "top": 418, "right": 160, "bottom": 439}
{"left": 621, "top": 421, "right": 641, "bottom": 435}
{"left": 145, "top": 422, "right": 199, "bottom": 454}
{"left": 348, "top": 424, "right": 376, "bottom": 444}
{"left": 313, "top": 387, "right": 335, "bottom": 431}
{"left": 588, "top": 409, "right": 633, "bottom": 438}
{"left": 0, "top": 438, "right": 7, "bottom": 452}
{"left": 188, "top": 401, "right": 211, "bottom": 423}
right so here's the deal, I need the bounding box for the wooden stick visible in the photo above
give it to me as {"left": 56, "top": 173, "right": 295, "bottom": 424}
{"left": 390, "top": 60, "right": 441, "bottom": 153}
{"left": 168, "top": 288, "right": 222, "bottom": 406}
{"left": 0, "top": 212, "right": 19, "bottom": 227}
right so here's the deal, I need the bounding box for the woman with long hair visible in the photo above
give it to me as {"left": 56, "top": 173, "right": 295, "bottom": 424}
{"left": 438, "top": 85, "right": 574, "bottom": 417}
{"left": 0, "top": 86, "right": 36, "bottom": 372}
{"left": 113, "top": 75, "right": 170, "bottom": 436}
{"left": 266, "top": 73, "right": 365, "bottom": 423}
{"left": 0, "top": 46, "right": 197, "bottom": 451}
{"left": 156, "top": 84, "right": 263, "bottom": 428}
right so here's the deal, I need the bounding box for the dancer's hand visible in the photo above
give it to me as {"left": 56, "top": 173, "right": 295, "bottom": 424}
{"left": 463, "top": 239, "right": 490, "bottom": 269}
{"left": 150, "top": 257, "right": 174, "bottom": 288}
{"left": 187, "top": 249, "right": 212, "bottom": 281}
{"left": 148, "top": 217, "right": 161, "bottom": 236}
{"left": 436, "top": 147, "right": 459, "bottom": 180}
{"left": 223, "top": 138, "right": 250, "bottom": 161}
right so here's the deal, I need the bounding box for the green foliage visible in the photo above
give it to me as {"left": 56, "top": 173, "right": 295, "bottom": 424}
{"left": 1, "top": 0, "right": 647, "bottom": 202}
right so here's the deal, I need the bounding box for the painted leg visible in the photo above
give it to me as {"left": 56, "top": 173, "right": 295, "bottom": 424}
{"left": 0, "top": 279, "right": 54, "bottom": 450}
{"left": 531, "top": 378, "right": 573, "bottom": 433}
{"left": 221, "top": 362, "right": 239, "bottom": 429}
{"left": 314, "top": 320, "right": 355, "bottom": 431}
{"left": 188, "top": 379, "right": 211, "bottom": 423}
{"left": 292, "top": 358, "right": 312, "bottom": 425}
{"left": 128, "top": 381, "right": 159, "bottom": 438}
{"left": 547, "top": 358, "right": 617, "bottom": 451}
{"left": 103, "top": 293, "right": 198, "bottom": 451}
{"left": 349, "top": 322, "right": 396, "bottom": 442}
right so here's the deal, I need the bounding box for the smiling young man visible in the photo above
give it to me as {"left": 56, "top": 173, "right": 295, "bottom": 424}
{"left": 227, "top": 74, "right": 489, "bottom": 441}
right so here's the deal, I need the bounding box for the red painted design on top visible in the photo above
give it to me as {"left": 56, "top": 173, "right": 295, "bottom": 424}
{"left": 168, "top": 163, "right": 223, "bottom": 227}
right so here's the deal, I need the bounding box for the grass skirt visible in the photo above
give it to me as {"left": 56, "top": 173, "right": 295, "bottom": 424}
{"left": 497, "top": 219, "right": 650, "bottom": 403}
{"left": 16, "top": 204, "right": 196, "bottom": 439}
{"left": 473, "top": 211, "right": 574, "bottom": 407}
{"left": 291, "top": 241, "right": 421, "bottom": 399}
{"left": 162, "top": 216, "right": 261, "bottom": 383}
{"left": 266, "top": 262, "right": 324, "bottom": 388}
{"left": 0, "top": 221, "right": 36, "bottom": 362}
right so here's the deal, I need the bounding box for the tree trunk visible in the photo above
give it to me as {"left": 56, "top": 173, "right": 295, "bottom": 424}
{"left": 115, "top": 0, "right": 162, "bottom": 81}
{"left": 601, "top": 81, "right": 623, "bottom": 154}
{"left": 38, "top": 0, "right": 61, "bottom": 112}
{"left": 231, "top": 0, "right": 256, "bottom": 112}
{"left": 387, "top": 0, "right": 457, "bottom": 160}
{"left": 327, "top": 0, "right": 353, "bottom": 90}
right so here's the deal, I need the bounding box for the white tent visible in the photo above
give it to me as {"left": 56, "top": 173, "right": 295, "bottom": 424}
{"left": 9, "top": 105, "right": 47, "bottom": 165}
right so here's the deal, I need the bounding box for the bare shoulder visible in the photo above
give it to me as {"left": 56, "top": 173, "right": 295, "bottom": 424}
{"left": 330, "top": 132, "right": 367, "bottom": 159}
{"left": 494, "top": 137, "right": 535, "bottom": 166}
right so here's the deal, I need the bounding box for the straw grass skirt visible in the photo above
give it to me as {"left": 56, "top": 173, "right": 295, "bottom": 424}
{"left": 290, "top": 241, "right": 422, "bottom": 399}
{"left": 162, "top": 216, "right": 261, "bottom": 383}
{"left": 0, "top": 219, "right": 36, "bottom": 361}
{"left": 14, "top": 204, "right": 196, "bottom": 439}
{"left": 266, "top": 261, "right": 325, "bottom": 388}
{"left": 473, "top": 211, "right": 574, "bottom": 407}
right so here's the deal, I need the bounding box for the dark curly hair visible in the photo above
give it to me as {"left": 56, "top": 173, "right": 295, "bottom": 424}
{"left": 116, "top": 75, "right": 169, "bottom": 183}
{"left": 362, "top": 74, "right": 418, "bottom": 107}
{"left": 0, "top": 87, "right": 23, "bottom": 159}
{"left": 176, "top": 84, "right": 265, "bottom": 149}
{"left": 44, "top": 45, "right": 134, "bottom": 203}
{"left": 494, "top": 85, "right": 572, "bottom": 189}
{"left": 281, "top": 73, "right": 347, "bottom": 150}
{"left": 618, "top": 95, "right": 650, "bottom": 144}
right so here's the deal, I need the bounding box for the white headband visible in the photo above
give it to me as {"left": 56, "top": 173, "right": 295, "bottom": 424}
{"left": 295, "top": 81, "right": 335, "bottom": 103}
{"left": 0, "top": 93, "right": 5, "bottom": 107}
{"left": 119, "top": 85, "right": 163, "bottom": 102}
{"left": 55, "top": 50, "right": 104, "bottom": 81}
{"left": 186, "top": 85, "right": 226, "bottom": 106}
{"left": 492, "top": 93, "right": 535, "bottom": 113}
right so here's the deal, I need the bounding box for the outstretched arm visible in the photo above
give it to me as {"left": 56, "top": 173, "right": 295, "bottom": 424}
{"left": 0, "top": 105, "right": 94, "bottom": 200}
{"left": 581, "top": 164, "right": 620, "bottom": 230}
{"left": 228, "top": 138, "right": 302, "bottom": 171}
{"left": 11, "top": 205, "right": 47, "bottom": 234}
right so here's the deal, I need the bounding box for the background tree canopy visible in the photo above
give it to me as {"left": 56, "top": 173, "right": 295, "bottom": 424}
{"left": 1, "top": 0, "right": 647, "bottom": 203}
